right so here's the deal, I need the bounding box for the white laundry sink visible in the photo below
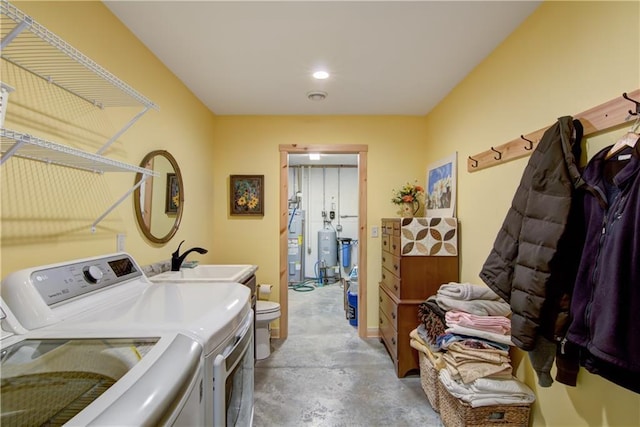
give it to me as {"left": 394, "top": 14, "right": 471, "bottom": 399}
{"left": 150, "top": 264, "right": 257, "bottom": 283}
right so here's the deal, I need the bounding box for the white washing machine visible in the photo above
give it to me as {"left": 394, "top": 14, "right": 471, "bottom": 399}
{"left": 1, "top": 253, "right": 254, "bottom": 427}
{"left": 1, "top": 297, "right": 204, "bottom": 426}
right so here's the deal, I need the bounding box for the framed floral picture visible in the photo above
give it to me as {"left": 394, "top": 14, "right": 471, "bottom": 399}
{"left": 230, "top": 175, "right": 264, "bottom": 216}
{"left": 165, "top": 173, "right": 179, "bottom": 214}
{"left": 426, "top": 152, "right": 457, "bottom": 218}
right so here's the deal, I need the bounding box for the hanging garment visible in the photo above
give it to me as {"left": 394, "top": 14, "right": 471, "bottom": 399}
{"left": 562, "top": 141, "right": 640, "bottom": 393}
{"left": 479, "top": 116, "right": 584, "bottom": 387}
{"left": 480, "top": 117, "right": 584, "bottom": 349}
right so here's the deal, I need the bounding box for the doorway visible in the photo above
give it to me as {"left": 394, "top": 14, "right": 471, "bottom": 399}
{"left": 278, "top": 144, "right": 368, "bottom": 339}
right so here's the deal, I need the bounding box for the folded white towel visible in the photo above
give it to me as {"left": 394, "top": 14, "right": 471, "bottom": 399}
{"left": 439, "top": 369, "right": 536, "bottom": 408}
{"left": 438, "top": 282, "right": 502, "bottom": 301}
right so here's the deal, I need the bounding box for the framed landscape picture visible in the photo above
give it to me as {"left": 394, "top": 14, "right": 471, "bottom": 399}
{"left": 230, "top": 175, "right": 264, "bottom": 216}
{"left": 426, "top": 152, "right": 457, "bottom": 218}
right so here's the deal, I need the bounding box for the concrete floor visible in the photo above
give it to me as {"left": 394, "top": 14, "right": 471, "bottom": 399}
{"left": 253, "top": 281, "right": 442, "bottom": 427}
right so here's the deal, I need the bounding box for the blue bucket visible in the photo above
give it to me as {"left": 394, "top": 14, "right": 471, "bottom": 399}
{"left": 347, "top": 290, "right": 358, "bottom": 326}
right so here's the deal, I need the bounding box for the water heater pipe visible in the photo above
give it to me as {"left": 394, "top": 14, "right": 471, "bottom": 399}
{"left": 306, "top": 166, "right": 312, "bottom": 255}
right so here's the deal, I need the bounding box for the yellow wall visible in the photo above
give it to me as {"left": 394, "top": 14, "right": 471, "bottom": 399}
{"left": 2, "top": 1, "right": 640, "bottom": 426}
{"left": 210, "top": 115, "right": 429, "bottom": 319}
{"left": 1, "top": 1, "right": 218, "bottom": 275}
{"left": 425, "top": 1, "right": 640, "bottom": 426}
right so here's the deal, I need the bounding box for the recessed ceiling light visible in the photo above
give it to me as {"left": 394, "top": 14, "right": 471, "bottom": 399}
{"left": 309, "top": 153, "right": 321, "bottom": 160}
{"left": 313, "top": 71, "right": 330, "bottom": 80}
{"left": 307, "top": 91, "right": 327, "bottom": 101}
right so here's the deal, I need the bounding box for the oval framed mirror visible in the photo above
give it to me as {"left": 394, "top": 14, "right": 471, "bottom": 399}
{"left": 134, "top": 150, "right": 184, "bottom": 244}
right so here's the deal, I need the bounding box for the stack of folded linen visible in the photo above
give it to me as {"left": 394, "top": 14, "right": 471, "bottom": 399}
{"left": 437, "top": 284, "right": 514, "bottom": 383}
{"left": 439, "top": 368, "right": 536, "bottom": 408}
{"left": 412, "top": 283, "right": 536, "bottom": 413}
{"left": 413, "top": 282, "right": 516, "bottom": 384}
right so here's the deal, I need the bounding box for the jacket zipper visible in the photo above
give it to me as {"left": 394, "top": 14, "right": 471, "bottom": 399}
{"left": 584, "top": 189, "right": 625, "bottom": 345}
{"left": 584, "top": 188, "right": 617, "bottom": 345}
{"left": 584, "top": 218, "right": 605, "bottom": 343}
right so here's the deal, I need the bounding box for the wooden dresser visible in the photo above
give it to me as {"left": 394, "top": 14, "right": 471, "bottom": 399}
{"left": 379, "top": 217, "right": 459, "bottom": 377}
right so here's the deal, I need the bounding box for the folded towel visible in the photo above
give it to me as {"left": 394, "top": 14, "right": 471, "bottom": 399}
{"left": 436, "top": 296, "right": 512, "bottom": 317}
{"left": 437, "top": 282, "right": 502, "bottom": 301}
{"left": 446, "top": 342, "right": 510, "bottom": 363}
{"left": 442, "top": 353, "right": 513, "bottom": 384}
{"left": 445, "top": 325, "right": 513, "bottom": 346}
{"left": 439, "top": 369, "right": 536, "bottom": 408}
{"left": 409, "top": 333, "right": 445, "bottom": 370}
{"left": 437, "top": 333, "right": 510, "bottom": 352}
{"left": 441, "top": 341, "right": 512, "bottom": 384}
{"left": 445, "top": 310, "right": 511, "bottom": 335}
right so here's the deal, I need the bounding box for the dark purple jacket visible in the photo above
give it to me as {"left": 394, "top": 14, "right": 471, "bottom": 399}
{"left": 565, "top": 140, "right": 640, "bottom": 390}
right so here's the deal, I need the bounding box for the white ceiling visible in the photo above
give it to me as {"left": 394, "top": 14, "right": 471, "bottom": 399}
{"left": 105, "top": 1, "right": 540, "bottom": 116}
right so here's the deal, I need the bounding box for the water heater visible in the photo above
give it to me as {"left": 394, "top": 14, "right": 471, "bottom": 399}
{"left": 287, "top": 209, "right": 305, "bottom": 284}
{"left": 318, "top": 226, "right": 337, "bottom": 284}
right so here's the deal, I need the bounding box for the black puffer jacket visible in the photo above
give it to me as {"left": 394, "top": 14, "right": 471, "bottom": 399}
{"left": 480, "top": 116, "right": 583, "bottom": 351}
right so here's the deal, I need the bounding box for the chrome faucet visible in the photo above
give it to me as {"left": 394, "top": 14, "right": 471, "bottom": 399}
{"left": 171, "top": 240, "right": 208, "bottom": 271}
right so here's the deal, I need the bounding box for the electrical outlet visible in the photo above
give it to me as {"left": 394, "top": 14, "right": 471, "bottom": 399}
{"left": 371, "top": 226, "right": 379, "bottom": 238}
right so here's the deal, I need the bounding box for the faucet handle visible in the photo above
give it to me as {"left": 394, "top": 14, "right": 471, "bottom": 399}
{"left": 173, "top": 240, "right": 185, "bottom": 257}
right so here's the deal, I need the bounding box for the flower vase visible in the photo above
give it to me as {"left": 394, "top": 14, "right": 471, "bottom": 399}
{"left": 401, "top": 201, "right": 419, "bottom": 218}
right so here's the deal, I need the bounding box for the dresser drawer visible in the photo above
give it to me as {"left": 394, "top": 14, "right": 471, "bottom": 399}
{"left": 380, "top": 267, "right": 401, "bottom": 298}
{"left": 382, "top": 219, "right": 401, "bottom": 236}
{"left": 379, "top": 309, "right": 398, "bottom": 360}
{"left": 381, "top": 252, "right": 400, "bottom": 276}
{"left": 382, "top": 234, "right": 401, "bottom": 256}
{"left": 379, "top": 286, "right": 398, "bottom": 329}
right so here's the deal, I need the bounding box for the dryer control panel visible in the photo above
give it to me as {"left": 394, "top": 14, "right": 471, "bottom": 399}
{"left": 29, "top": 254, "right": 142, "bottom": 306}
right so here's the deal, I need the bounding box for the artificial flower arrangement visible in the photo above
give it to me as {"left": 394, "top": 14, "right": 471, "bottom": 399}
{"left": 391, "top": 181, "right": 424, "bottom": 205}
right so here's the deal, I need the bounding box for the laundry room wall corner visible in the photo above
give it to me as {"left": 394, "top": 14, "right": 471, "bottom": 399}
{"left": 1, "top": 1, "right": 217, "bottom": 276}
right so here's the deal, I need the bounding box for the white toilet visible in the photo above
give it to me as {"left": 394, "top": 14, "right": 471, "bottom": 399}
{"left": 255, "top": 300, "right": 281, "bottom": 360}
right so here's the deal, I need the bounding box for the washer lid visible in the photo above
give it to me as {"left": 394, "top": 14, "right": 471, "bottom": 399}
{"left": 45, "top": 281, "right": 250, "bottom": 355}
{"left": 0, "top": 337, "right": 155, "bottom": 426}
{"left": 1, "top": 333, "right": 201, "bottom": 427}
{"left": 256, "top": 301, "right": 280, "bottom": 314}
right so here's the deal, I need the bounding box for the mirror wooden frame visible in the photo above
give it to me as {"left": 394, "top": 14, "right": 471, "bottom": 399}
{"left": 134, "top": 150, "right": 184, "bottom": 244}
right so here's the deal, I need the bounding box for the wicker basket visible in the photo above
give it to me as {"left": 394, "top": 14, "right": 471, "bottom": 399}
{"left": 419, "top": 351, "right": 440, "bottom": 412}
{"left": 437, "top": 380, "right": 531, "bottom": 427}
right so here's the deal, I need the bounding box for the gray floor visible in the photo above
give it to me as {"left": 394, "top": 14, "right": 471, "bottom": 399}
{"left": 253, "top": 282, "right": 442, "bottom": 427}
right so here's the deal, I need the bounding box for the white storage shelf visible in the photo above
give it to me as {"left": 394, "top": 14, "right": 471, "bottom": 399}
{"left": 1, "top": 129, "right": 157, "bottom": 175}
{"left": 0, "top": 0, "right": 159, "bottom": 232}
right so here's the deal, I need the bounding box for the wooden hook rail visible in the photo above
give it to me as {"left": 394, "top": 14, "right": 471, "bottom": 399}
{"left": 467, "top": 89, "right": 640, "bottom": 172}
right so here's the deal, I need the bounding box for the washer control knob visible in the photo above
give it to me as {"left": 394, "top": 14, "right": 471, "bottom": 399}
{"left": 83, "top": 265, "right": 103, "bottom": 284}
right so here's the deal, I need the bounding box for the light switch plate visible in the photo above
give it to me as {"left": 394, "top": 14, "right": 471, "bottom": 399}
{"left": 116, "top": 233, "right": 126, "bottom": 251}
{"left": 371, "top": 226, "right": 379, "bottom": 238}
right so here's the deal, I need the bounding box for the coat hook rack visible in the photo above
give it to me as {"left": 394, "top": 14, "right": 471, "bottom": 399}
{"left": 521, "top": 135, "right": 534, "bottom": 150}
{"left": 467, "top": 88, "right": 640, "bottom": 172}
{"left": 622, "top": 92, "right": 640, "bottom": 116}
